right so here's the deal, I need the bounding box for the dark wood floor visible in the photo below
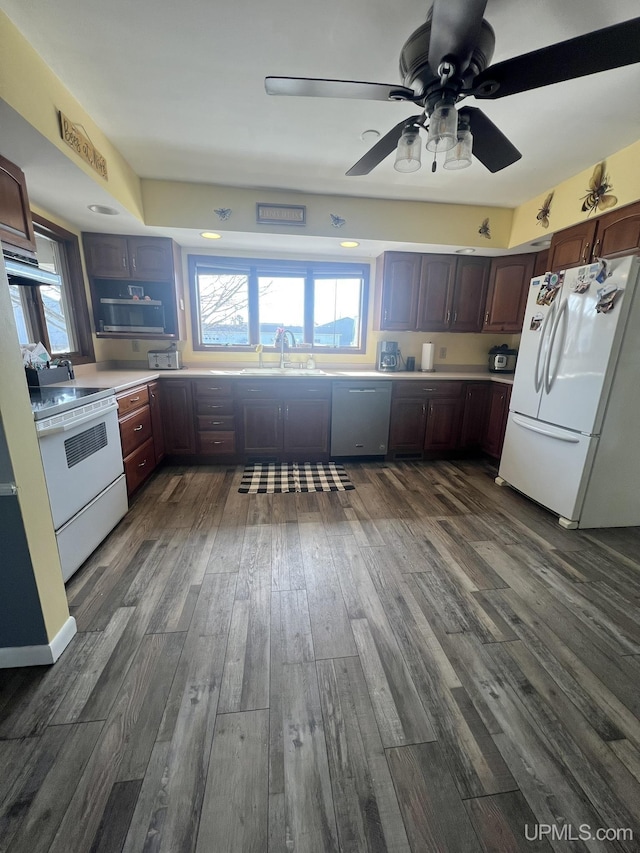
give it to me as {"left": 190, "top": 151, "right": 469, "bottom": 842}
{"left": 1, "top": 459, "right": 640, "bottom": 853}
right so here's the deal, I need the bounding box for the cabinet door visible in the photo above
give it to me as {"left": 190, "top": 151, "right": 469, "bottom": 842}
{"left": 148, "top": 381, "right": 166, "bottom": 463}
{"left": 161, "top": 380, "right": 196, "bottom": 454}
{"left": 0, "top": 154, "right": 36, "bottom": 254}
{"left": 594, "top": 201, "right": 640, "bottom": 259}
{"left": 483, "top": 254, "right": 534, "bottom": 333}
{"left": 450, "top": 257, "right": 489, "bottom": 332}
{"left": 424, "top": 398, "right": 462, "bottom": 451}
{"left": 127, "top": 237, "right": 174, "bottom": 281}
{"left": 284, "top": 399, "right": 330, "bottom": 456}
{"left": 482, "top": 384, "right": 512, "bottom": 458}
{"left": 242, "top": 400, "right": 283, "bottom": 454}
{"left": 416, "top": 256, "right": 455, "bottom": 331}
{"left": 389, "top": 398, "right": 426, "bottom": 452}
{"left": 460, "top": 383, "right": 490, "bottom": 448}
{"left": 379, "top": 253, "right": 421, "bottom": 330}
{"left": 83, "top": 234, "right": 130, "bottom": 278}
{"left": 532, "top": 250, "right": 549, "bottom": 277}
{"left": 547, "top": 220, "right": 597, "bottom": 271}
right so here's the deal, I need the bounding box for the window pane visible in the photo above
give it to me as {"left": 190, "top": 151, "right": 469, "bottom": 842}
{"left": 34, "top": 234, "right": 78, "bottom": 353}
{"left": 9, "top": 284, "right": 32, "bottom": 344}
{"left": 196, "top": 272, "right": 250, "bottom": 345}
{"left": 313, "top": 277, "right": 362, "bottom": 347}
{"left": 257, "top": 276, "right": 305, "bottom": 345}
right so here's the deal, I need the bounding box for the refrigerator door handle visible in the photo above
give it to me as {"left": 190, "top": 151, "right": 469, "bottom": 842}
{"left": 534, "top": 301, "right": 557, "bottom": 393}
{"left": 511, "top": 414, "right": 580, "bottom": 443}
{"left": 544, "top": 298, "right": 568, "bottom": 395}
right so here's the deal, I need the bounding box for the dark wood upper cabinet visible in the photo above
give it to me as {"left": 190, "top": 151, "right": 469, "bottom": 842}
{"left": 449, "top": 256, "right": 490, "bottom": 332}
{"left": 127, "top": 237, "right": 175, "bottom": 280}
{"left": 532, "top": 249, "right": 549, "bottom": 277}
{"left": 546, "top": 201, "right": 640, "bottom": 271}
{"left": 83, "top": 234, "right": 130, "bottom": 278}
{"left": 377, "top": 252, "right": 422, "bottom": 331}
{"left": 377, "top": 252, "right": 488, "bottom": 333}
{"left": 547, "top": 220, "right": 597, "bottom": 271}
{"left": 0, "top": 154, "right": 36, "bottom": 256}
{"left": 594, "top": 201, "right": 640, "bottom": 259}
{"left": 416, "top": 256, "right": 456, "bottom": 332}
{"left": 83, "top": 233, "right": 175, "bottom": 281}
{"left": 483, "top": 254, "right": 535, "bottom": 334}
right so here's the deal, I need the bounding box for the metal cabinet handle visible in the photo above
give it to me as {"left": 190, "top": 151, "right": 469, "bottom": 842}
{"left": 132, "top": 257, "right": 137, "bottom": 270}
{"left": 137, "top": 459, "right": 147, "bottom": 467}
{"left": 446, "top": 310, "right": 451, "bottom": 324}
{"left": 581, "top": 242, "right": 590, "bottom": 262}
{"left": 213, "top": 441, "right": 223, "bottom": 445}
{"left": 210, "top": 420, "right": 223, "bottom": 425}
{"left": 484, "top": 311, "right": 489, "bottom": 324}
{"left": 206, "top": 404, "right": 223, "bottom": 408}
{"left": 422, "top": 403, "right": 426, "bottom": 415}
{"left": 207, "top": 387, "right": 222, "bottom": 391}
{"left": 122, "top": 256, "right": 127, "bottom": 268}
{"left": 592, "top": 238, "right": 601, "bottom": 258}
{"left": 133, "top": 424, "right": 144, "bottom": 432}
{"left": 423, "top": 388, "right": 436, "bottom": 392}
{"left": 129, "top": 396, "right": 140, "bottom": 402}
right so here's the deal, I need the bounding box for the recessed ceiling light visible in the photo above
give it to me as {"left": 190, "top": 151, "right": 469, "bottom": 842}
{"left": 360, "top": 129, "right": 380, "bottom": 143}
{"left": 88, "top": 204, "right": 119, "bottom": 215}
{"left": 201, "top": 231, "right": 222, "bottom": 239}
{"left": 531, "top": 239, "right": 551, "bottom": 247}
{"left": 340, "top": 241, "right": 359, "bottom": 248}
{"left": 455, "top": 248, "right": 475, "bottom": 254}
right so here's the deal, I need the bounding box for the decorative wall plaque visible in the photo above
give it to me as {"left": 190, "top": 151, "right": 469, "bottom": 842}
{"left": 256, "top": 203, "right": 306, "bottom": 226}
{"left": 58, "top": 112, "right": 108, "bottom": 180}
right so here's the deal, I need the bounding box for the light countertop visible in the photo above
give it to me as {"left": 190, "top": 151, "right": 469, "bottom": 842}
{"left": 63, "top": 365, "right": 514, "bottom": 393}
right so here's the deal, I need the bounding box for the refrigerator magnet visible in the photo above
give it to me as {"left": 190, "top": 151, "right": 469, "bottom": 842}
{"left": 530, "top": 312, "right": 544, "bottom": 331}
{"left": 595, "top": 283, "right": 621, "bottom": 314}
{"left": 536, "top": 272, "right": 563, "bottom": 305}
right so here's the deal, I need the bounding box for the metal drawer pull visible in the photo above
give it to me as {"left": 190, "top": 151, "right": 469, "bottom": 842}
{"left": 213, "top": 441, "right": 223, "bottom": 445}
{"left": 207, "top": 404, "right": 223, "bottom": 408}
{"left": 348, "top": 389, "right": 377, "bottom": 393}
{"left": 208, "top": 387, "right": 221, "bottom": 391}
{"left": 129, "top": 396, "right": 140, "bottom": 402}
{"left": 133, "top": 424, "right": 144, "bottom": 431}
{"left": 211, "top": 421, "right": 223, "bottom": 425}
{"left": 423, "top": 388, "right": 436, "bottom": 391}
{"left": 137, "top": 459, "right": 147, "bottom": 467}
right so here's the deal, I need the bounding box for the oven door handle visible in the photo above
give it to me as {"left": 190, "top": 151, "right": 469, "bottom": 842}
{"left": 35, "top": 398, "right": 118, "bottom": 436}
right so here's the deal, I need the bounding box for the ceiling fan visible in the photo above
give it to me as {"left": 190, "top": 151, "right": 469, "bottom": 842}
{"left": 265, "top": 1, "right": 640, "bottom": 175}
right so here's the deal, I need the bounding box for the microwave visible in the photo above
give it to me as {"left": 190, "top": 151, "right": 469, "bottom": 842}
{"left": 99, "top": 298, "right": 165, "bottom": 334}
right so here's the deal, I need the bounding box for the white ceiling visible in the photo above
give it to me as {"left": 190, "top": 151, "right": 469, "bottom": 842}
{"left": 1, "top": 0, "right": 639, "bottom": 254}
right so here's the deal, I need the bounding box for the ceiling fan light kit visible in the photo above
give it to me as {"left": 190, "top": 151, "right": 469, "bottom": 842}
{"left": 265, "top": 4, "right": 640, "bottom": 178}
{"left": 394, "top": 126, "right": 422, "bottom": 172}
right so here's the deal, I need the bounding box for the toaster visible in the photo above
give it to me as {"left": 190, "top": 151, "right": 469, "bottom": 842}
{"left": 148, "top": 345, "right": 181, "bottom": 370}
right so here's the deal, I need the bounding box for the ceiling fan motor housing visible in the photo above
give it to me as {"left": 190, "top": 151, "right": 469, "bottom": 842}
{"left": 399, "top": 17, "right": 495, "bottom": 101}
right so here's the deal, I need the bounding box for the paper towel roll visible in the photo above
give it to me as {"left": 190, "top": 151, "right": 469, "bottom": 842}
{"left": 421, "top": 342, "right": 434, "bottom": 372}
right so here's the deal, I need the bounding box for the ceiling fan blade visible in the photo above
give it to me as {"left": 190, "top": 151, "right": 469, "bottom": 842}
{"left": 346, "top": 117, "right": 421, "bottom": 176}
{"left": 473, "top": 17, "right": 640, "bottom": 99}
{"left": 461, "top": 106, "right": 521, "bottom": 172}
{"left": 265, "top": 77, "right": 416, "bottom": 102}
{"left": 428, "top": 0, "right": 488, "bottom": 77}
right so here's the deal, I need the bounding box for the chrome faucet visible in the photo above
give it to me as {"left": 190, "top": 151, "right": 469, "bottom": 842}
{"left": 279, "top": 329, "right": 296, "bottom": 368}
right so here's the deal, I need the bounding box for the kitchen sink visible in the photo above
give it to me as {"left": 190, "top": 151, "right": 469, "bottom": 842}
{"left": 239, "top": 367, "right": 328, "bottom": 375}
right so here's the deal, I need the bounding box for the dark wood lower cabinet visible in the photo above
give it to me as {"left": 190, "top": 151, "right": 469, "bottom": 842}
{"left": 241, "top": 400, "right": 282, "bottom": 455}
{"left": 482, "top": 383, "right": 512, "bottom": 458}
{"left": 284, "top": 399, "right": 331, "bottom": 457}
{"left": 424, "top": 397, "right": 462, "bottom": 451}
{"left": 148, "top": 381, "right": 165, "bottom": 464}
{"left": 388, "top": 398, "right": 426, "bottom": 454}
{"left": 460, "top": 383, "right": 490, "bottom": 448}
{"left": 161, "top": 380, "right": 196, "bottom": 455}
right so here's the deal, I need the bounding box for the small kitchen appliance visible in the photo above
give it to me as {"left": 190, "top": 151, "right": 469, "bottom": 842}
{"left": 488, "top": 344, "right": 518, "bottom": 373}
{"left": 148, "top": 343, "right": 181, "bottom": 370}
{"left": 99, "top": 297, "right": 165, "bottom": 334}
{"left": 376, "top": 340, "right": 399, "bottom": 372}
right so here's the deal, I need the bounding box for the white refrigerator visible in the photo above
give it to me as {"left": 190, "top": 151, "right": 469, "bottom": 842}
{"left": 498, "top": 254, "right": 640, "bottom": 529}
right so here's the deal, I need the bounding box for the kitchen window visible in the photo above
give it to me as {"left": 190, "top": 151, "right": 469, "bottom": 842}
{"left": 189, "top": 255, "right": 369, "bottom": 352}
{"left": 9, "top": 214, "right": 94, "bottom": 363}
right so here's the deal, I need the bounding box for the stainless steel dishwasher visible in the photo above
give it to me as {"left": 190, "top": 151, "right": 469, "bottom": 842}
{"left": 331, "top": 381, "right": 392, "bottom": 457}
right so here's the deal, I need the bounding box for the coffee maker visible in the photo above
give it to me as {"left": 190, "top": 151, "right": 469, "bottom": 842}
{"left": 376, "top": 340, "right": 399, "bottom": 372}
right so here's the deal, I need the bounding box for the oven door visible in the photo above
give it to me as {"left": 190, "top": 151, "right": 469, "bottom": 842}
{"left": 36, "top": 397, "right": 125, "bottom": 530}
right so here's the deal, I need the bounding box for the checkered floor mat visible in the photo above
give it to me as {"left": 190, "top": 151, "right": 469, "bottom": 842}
{"left": 238, "top": 462, "right": 355, "bottom": 493}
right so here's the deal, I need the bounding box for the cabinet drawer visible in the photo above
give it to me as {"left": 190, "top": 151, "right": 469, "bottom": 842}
{"left": 197, "top": 414, "right": 235, "bottom": 431}
{"left": 117, "top": 385, "right": 149, "bottom": 415}
{"left": 124, "top": 437, "right": 156, "bottom": 495}
{"left": 195, "top": 398, "right": 235, "bottom": 415}
{"left": 197, "top": 431, "right": 236, "bottom": 455}
{"left": 281, "top": 381, "right": 331, "bottom": 399}
{"left": 393, "top": 380, "right": 463, "bottom": 398}
{"left": 119, "top": 405, "right": 152, "bottom": 457}
{"left": 193, "top": 378, "right": 235, "bottom": 398}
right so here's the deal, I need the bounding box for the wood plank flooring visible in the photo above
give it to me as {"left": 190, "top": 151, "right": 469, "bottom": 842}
{"left": 2, "top": 458, "right": 640, "bottom": 852}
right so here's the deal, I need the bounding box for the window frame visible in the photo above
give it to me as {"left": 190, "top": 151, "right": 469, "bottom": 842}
{"left": 188, "top": 254, "right": 369, "bottom": 354}
{"left": 27, "top": 213, "right": 95, "bottom": 364}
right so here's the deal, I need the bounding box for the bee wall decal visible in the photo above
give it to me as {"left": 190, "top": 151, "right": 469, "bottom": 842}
{"left": 478, "top": 218, "right": 491, "bottom": 239}
{"left": 581, "top": 162, "right": 617, "bottom": 216}
{"left": 536, "top": 192, "right": 554, "bottom": 229}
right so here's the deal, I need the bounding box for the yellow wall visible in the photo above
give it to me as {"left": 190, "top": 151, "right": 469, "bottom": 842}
{"left": 0, "top": 268, "right": 70, "bottom": 643}
{"left": 0, "top": 11, "right": 144, "bottom": 220}
{"left": 510, "top": 139, "right": 640, "bottom": 248}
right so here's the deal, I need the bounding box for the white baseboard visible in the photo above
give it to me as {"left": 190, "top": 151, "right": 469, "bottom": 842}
{"left": 0, "top": 616, "right": 77, "bottom": 668}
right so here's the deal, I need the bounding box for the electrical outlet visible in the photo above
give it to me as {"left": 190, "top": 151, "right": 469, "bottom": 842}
{"left": 439, "top": 346, "right": 447, "bottom": 359}
{"left": 132, "top": 339, "right": 140, "bottom": 352}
